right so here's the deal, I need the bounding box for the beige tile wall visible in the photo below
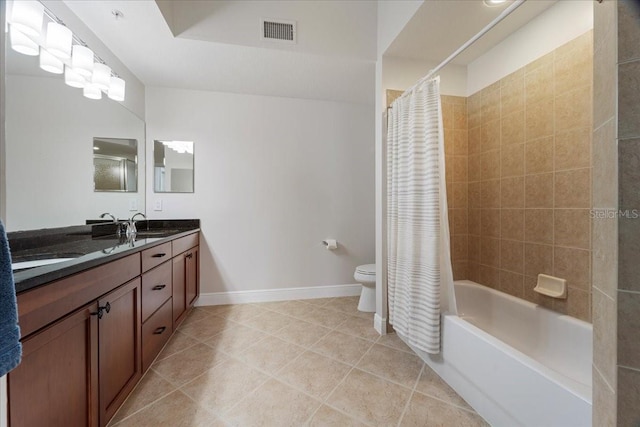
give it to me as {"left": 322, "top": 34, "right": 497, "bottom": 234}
{"left": 615, "top": 0, "right": 640, "bottom": 424}
{"left": 442, "top": 95, "right": 469, "bottom": 281}
{"left": 592, "top": 0, "right": 618, "bottom": 424}
{"left": 466, "top": 31, "right": 594, "bottom": 322}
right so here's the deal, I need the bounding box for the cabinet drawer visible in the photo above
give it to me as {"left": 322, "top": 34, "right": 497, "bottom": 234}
{"left": 142, "top": 298, "right": 173, "bottom": 371}
{"left": 141, "top": 261, "right": 172, "bottom": 322}
{"left": 17, "top": 253, "right": 140, "bottom": 338}
{"left": 173, "top": 232, "right": 199, "bottom": 255}
{"left": 141, "top": 242, "right": 172, "bottom": 272}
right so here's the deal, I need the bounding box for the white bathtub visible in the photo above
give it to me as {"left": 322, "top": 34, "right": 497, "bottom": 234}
{"left": 399, "top": 280, "right": 592, "bottom": 427}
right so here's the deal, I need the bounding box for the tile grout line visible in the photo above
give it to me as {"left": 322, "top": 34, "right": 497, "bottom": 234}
{"left": 318, "top": 338, "right": 376, "bottom": 400}
{"left": 311, "top": 338, "right": 379, "bottom": 427}
{"left": 113, "top": 299, "right": 360, "bottom": 425}
{"left": 395, "top": 363, "right": 425, "bottom": 427}
{"left": 179, "top": 352, "right": 274, "bottom": 426}
{"left": 214, "top": 344, "right": 369, "bottom": 426}
{"left": 115, "top": 299, "right": 421, "bottom": 426}
{"left": 110, "top": 368, "right": 183, "bottom": 426}
{"left": 200, "top": 299, "right": 368, "bottom": 425}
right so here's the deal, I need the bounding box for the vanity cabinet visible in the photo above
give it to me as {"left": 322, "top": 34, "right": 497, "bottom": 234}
{"left": 172, "top": 233, "right": 199, "bottom": 328}
{"left": 141, "top": 247, "right": 174, "bottom": 372}
{"left": 8, "top": 231, "right": 200, "bottom": 427}
{"left": 8, "top": 302, "right": 99, "bottom": 427}
{"left": 9, "top": 254, "right": 141, "bottom": 427}
{"left": 98, "top": 278, "right": 142, "bottom": 424}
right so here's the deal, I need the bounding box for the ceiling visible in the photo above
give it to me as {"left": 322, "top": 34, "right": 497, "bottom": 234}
{"left": 158, "top": 0, "right": 378, "bottom": 60}
{"left": 61, "top": 0, "right": 559, "bottom": 104}
{"left": 63, "top": 0, "right": 377, "bottom": 104}
{"left": 385, "top": 0, "right": 558, "bottom": 64}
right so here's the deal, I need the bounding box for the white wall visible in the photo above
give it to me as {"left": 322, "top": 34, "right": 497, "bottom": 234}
{"left": 467, "top": 0, "right": 593, "bottom": 95}
{"left": 377, "top": 1, "right": 424, "bottom": 56}
{"left": 5, "top": 75, "right": 145, "bottom": 231}
{"left": 146, "top": 87, "right": 375, "bottom": 295}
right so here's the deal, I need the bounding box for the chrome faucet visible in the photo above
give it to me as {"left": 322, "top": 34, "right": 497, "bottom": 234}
{"left": 129, "top": 212, "right": 147, "bottom": 235}
{"left": 100, "top": 213, "right": 127, "bottom": 236}
{"left": 99, "top": 212, "right": 117, "bottom": 223}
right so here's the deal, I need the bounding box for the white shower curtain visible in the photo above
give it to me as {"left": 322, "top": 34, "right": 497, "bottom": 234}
{"left": 387, "top": 76, "right": 456, "bottom": 355}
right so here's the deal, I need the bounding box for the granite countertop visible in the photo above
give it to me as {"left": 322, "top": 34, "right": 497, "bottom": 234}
{"left": 9, "top": 219, "right": 200, "bottom": 294}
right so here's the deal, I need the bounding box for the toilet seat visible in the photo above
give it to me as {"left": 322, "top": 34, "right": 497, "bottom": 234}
{"left": 355, "top": 264, "right": 376, "bottom": 276}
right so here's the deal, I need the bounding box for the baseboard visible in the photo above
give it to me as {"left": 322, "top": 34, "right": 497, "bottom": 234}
{"left": 196, "top": 283, "right": 362, "bottom": 306}
{"left": 374, "top": 313, "right": 387, "bottom": 335}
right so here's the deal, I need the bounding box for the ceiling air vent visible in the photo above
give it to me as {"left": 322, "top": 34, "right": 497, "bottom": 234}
{"left": 260, "top": 18, "right": 296, "bottom": 44}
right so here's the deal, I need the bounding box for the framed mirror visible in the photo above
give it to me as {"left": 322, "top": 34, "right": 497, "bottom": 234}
{"left": 93, "top": 138, "right": 138, "bottom": 192}
{"left": 153, "top": 140, "right": 194, "bottom": 193}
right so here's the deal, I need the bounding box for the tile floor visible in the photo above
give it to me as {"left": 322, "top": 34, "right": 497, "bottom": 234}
{"left": 109, "top": 296, "right": 488, "bottom": 427}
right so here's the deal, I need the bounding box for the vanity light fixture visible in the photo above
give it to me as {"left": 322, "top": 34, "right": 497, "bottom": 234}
{"left": 45, "top": 22, "right": 72, "bottom": 59}
{"left": 64, "top": 65, "right": 86, "bottom": 88}
{"left": 9, "top": 25, "right": 39, "bottom": 56}
{"left": 71, "top": 45, "right": 94, "bottom": 78}
{"left": 92, "top": 63, "right": 111, "bottom": 91}
{"left": 483, "top": 0, "right": 508, "bottom": 6}
{"left": 162, "top": 140, "right": 194, "bottom": 155}
{"left": 83, "top": 83, "right": 102, "bottom": 100}
{"left": 9, "top": 0, "right": 44, "bottom": 38}
{"left": 108, "top": 77, "right": 126, "bottom": 102}
{"left": 7, "top": 0, "right": 126, "bottom": 102}
{"left": 39, "top": 48, "right": 64, "bottom": 74}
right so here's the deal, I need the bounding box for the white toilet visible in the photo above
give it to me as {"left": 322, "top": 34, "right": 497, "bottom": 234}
{"left": 354, "top": 264, "right": 376, "bottom": 312}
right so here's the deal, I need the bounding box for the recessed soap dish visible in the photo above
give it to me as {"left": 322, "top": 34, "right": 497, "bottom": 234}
{"left": 533, "top": 274, "right": 567, "bottom": 299}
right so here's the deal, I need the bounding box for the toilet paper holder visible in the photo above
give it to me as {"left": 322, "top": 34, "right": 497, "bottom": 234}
{"left": 322, "top": 239, "right": 338, "bottom": 250}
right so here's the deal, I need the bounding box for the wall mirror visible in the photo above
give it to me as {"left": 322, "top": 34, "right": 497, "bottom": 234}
{"left": 4, "top": 42, "right": 146, "bottom": 231}
{"left": 93, "top": 138, "right": 139, "bottom": 192}
{"left": 153, "top": 140, "right": 194, "bottom": 193}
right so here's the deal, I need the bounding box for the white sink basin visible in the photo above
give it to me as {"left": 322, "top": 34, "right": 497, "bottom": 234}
{"left": 12, "top": 258, "right": 76, "bottom": 271}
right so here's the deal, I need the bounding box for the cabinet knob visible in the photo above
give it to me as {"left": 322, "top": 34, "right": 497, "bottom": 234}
{"left": 152, "top": 284, "right": 166, "bottom": 291}
{"left": 153, "top": 326, "right": 167, "bottom": 335}
{"left": 151, "top": 253, "right": 167, "bottom": 258}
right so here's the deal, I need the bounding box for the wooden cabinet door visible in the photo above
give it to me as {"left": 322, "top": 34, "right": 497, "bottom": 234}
{"left": 172, "top": 253, "right": 187, "bottom": 326}
{"left": 8, "top": 303, "right": 99, "bottom": 427}
{"left": 186, "top": 246, "right": 199, "bottom": 307}
{"left": 98, "top": 278, "right": 142, "bottom": 427}
{"left": 172, "top": 245, "right": 199, "bottom": 327}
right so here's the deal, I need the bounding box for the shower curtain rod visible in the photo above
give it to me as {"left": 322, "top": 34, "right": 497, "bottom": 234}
{"left": 397, "top": 0, "right": 527, "bottom": 100}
